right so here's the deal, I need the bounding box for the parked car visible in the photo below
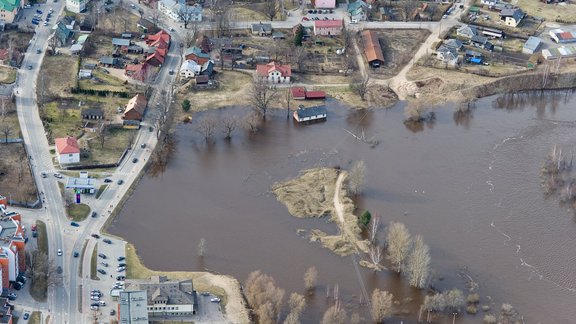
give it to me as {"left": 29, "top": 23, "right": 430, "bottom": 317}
{"left": 99, "top": 300, "right": 106, "bottom": 306}
{"left": 91, "top": 302, "right": 100, "bottom": 307}
{"left": 98, "top": 253, "right": 107, "bottom": 259}
{"left": 90, "top": 305, "right": 98, "bottom": 310}
{"left": 97, "top": 269, "right": 106, "bottom": 275}
{"left": 24, "top": 4, "right": 31, "bottom": 8}
{"left": 103, "top": 238, "right": 112, "bottom": 244}
{"left": 41, "top": 172, "right": 47, "bottom": 178}
{"left": 132, "top": 158, "right": 138, "bottom": 163}
{"left": 117, "top": 179, "right": 124, "bottom": 185}
{"left": 36, "top": 9, "right": 42, "bottom": 14}
{"left": 23, "top": 313, "right": 30, "bottom": 320}
{"left": 57, "top": 266, "right": 62, "bottom": 274}
{"left": 7, "top": 293, "right": 16, "bottom": 301}
{"left": 104, "top": 178, "right": 112, "bottom": 183}
{"left": 54, "top": 173, "right": 62, "bottom": 178}
{"left": 140, "top": 143, "right": 146, "bottom": 148}
{"left": 91, "top": 211, "right": 97, "bottom": 218}
{"left": 100, "top": 262, "right": 109, "bottom": 267}
{"left": 117, "top": 266, "right": 126, "bottom": 272}
{"left": 110, "top": 309, "right": 116, "bottom": 315}
{"left": 12, "top": 282, "right": 21, "bottom": 290}
{"left": 70, "top": 221, "right": 79, "bottom": 227}
{"left": 210, "top": 297, "right": 221, "bottom": 303}
{"left": 102, "top": 68, "right": 110, "bottom": 74}
{"left": 27, "top": 64, "right": 33, "bottom": 69}
{"left": 32, "top": 232, "right": 38, "bottom": 238}
{"left": 116, "top": 275, "right": 126, "bottom": 280}
{"left": 302, "top": 17, "right": 309, "bottom": 21}
{"left": 118, "top": 263, "right": 126, "bottom": 267}
{"left": 31, "top": 19, "right": 39, "bottom": 25}
{"left": 57, "top": 249, "right": 62, "bottom": 256}
{"left": 117, "top": 256, "right": 125, "bottom": 261}
{"left": 130, "top": 3, "right": 136, "bottom": 8}
{"left": 201, "top": 291, "right": 210, "bottom": 296}
{"left": 73, "top": 251, "right": 79, "bottom": 257}
{"left": 91, "top": 233, "right": 100, "bottom": 239}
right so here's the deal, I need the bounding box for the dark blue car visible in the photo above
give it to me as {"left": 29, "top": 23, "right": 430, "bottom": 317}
{"left": 31, "top": 19, "right": 39, "bottom": 25}
{"left": 71, "top": 221, "right": 80, "bottom": 227}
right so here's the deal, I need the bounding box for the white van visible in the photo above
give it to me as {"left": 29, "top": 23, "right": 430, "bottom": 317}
{"left": 350, "top": 19, "right": 358, "bottom": 24}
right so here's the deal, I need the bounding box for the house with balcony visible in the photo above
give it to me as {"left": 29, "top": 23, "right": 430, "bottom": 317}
{"left": 0, "top": 195, "right": 27, "bottom": 292}
{"left": 256, "top": 61, "right": 291, "bottom": 83}
{"left": 0, "top": 0, "right": 21, "bottom": 24}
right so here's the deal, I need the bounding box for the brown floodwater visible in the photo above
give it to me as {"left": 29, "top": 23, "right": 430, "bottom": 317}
{"left": 109, "top": 91, "right": 576, "bottom": 323}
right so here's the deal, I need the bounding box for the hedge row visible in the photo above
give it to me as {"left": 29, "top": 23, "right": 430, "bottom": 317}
{"left": 70, "top": 87, "right": 130, "bottom": 98}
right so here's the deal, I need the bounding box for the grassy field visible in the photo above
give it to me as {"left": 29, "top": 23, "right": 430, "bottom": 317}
{"left": 40, "top": 55, "right": 79, "bottom": 98}
{"left": 83, "top": 127, "right": 134, "bottom": 164}
{"left": 42, "top": 100, "right": 83, "bottom": 140}
{"left": 95, "top": 184, "right": 108, "bottom": 199}
{"left": 36, "top": 220, "right": 48, "bottom": 255}
{"left": 78, "top": 68, "right": 139, "bottom": 93}
{"left": 91, "top": 244, "right": 99, "bottom": 280}
{"left": 231, "top": 6, "right": 268, "bottom": 21}
{"left": 68, "top": 203, "right": 90, "bottom": 221}
{"left": 0, "top": 142, "right": 37, "bottom": 203}
{"left": 78, "top": 239, "right": 88, "bottom": 277}
{"left": 0, "top": 66, "right": 16, "bottom": 84}
{"left": 516, "top": 0, "right": 576, "bottom": 22}
{"left": 28, "top": 311, "right": 42, "bottom": 324}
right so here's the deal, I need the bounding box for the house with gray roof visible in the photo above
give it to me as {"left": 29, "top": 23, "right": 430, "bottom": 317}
{"left": 523, "top": 36, "right": 542, "bottom": 54}
{"left": 124, "top": 276, "right": 197, "bottom": 318}
{"left": 444, "top": 39, "right": 464, "bottom": 51}
{"left": 436, "top": 45, "right": 459, "bottom": 66}
{"left": 499, "top": 8, "right": 524, "bottom": 27}
{"left": 112, "top": 38, "right": 131, "bottom": 47}
{"left": 456, "top": 25, "right": 477, "bottom": 39}
{"left": 251, "top": 23, "right": 272, "bottom": 36}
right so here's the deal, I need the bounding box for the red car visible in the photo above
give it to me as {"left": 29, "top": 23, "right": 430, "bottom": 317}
{"left": 302, "top": 17, "right": 310, "bottom": 21}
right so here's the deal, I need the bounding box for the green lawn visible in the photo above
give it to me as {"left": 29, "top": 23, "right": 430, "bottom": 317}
{"left": 68, "top": 203, "right": 90, "bottom": 221}
{"left": 28, "top": 311, "right": 42, "bottom": 324}
{"left": 42, "top": 100, "right": 83, "bottom": 140}
{"left": 0, "top": 66, "right": 16, "bottom": 84}
{"left": 83, "top": 126, "right": 135, "bottom": 164}
{"left": 78, "top": 69, "right": 135, "bottom": 92}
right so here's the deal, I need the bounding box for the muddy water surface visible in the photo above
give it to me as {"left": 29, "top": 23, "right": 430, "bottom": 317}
{"left": 110, "top": 91, "right": 576, "bottom": 323}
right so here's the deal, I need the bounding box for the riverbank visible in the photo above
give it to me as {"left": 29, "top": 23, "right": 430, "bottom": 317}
{"left": 272, "top": 168, "right": 369, "bottom": 257}
{"left": 124, "top": 243, "right": 250, "bottom": 324}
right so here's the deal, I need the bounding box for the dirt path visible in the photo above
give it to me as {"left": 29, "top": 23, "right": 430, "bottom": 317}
{"left": 333, "top": 172, "right": 347, "bottom": 226}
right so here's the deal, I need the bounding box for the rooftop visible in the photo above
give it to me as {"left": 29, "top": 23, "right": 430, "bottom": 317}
{"left": 65, "top": 177, "right": 96, "bottom": 190}
{"left": 55, "top": 137, "right": 80, "bottom": 154}
{"left": 314, "top": 19, "right": 343, "bottom": 28}
{"left": 125, "top": 276, "right": 195, "bottom": 305}
{"left": 296, "top": 105, "right": 327, "bottom": 118}
{"left": 361, "top": 30, "right": 385, "bottom": 63}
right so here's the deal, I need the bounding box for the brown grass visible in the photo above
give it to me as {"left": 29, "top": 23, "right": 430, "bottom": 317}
{"left": 231, "top": 5, "right": 269, "bottom": 21}
{"left": 0, "top": 143, "right": 37, "bottom": 203}
{"left": 515, "top": 0, "right": 576, "bottom": 22}
{"left": 41, "top": 55, "right": 78, "bottom": 98}
{"left": 369, "top": 29, "right": 431, "bottom": 78}
{"left": 125, "top": 243, "right": 250, "bottom": 324}
{"left": 0, "top": 66, "right": 17, "bottom": 84}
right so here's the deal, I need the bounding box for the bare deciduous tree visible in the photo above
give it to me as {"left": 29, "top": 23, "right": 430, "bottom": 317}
{"left": 96, "top": 121, "right": 108, "bottom": 149}
{"left": 342, "top": 28, "right": 354, "bottom": 50}
{"left": 184, "top": 31, "right": 196, "bottom": 48}
{"left": 304, "top": 266, "right": 318, "bottom": 291}
{"left": 213, "top": 0, "right": 233, "bottom": 37}
{"left": 264, "top": 0, "right": 278, "bottom": 21}
{"left": 341, "top": 55, "right": 355, "bottom": 77}
{"left": 243, "top": 111, "right": 261, "bottom": 133}
{"left": 197, "top": 238, "right": 206, "bottom": 257}
{"left": 368, "top": 244, "right": 384, "bottom": 271}
{"left": 348, "top": 160, "right": 366, "bottom": 194}
{"left": 177, "top": 6, "right": 196, "bottom": 29}
{"left": 321, "top": 304, "right": 348, "bottom": 324}
{"left": 371, "top": 289, "right": 394, "bottom": 323}
{"left": 284, "top": 293, "right": 306, "bottom": 324}
{"left": 369, "top": 215, "right": 380, "bottom": 243}
{"left": 350, "top": 313, "right": 362, "bottom": 324}
{"left": 386, "top": 221, "right": 412, "bottom": 273}
{"left": 292, "top": 46, "right": 307, "bottom": 72}
{"left": 406, "top": 235, "right": 430, "bottom": 289}
{"left": 195, "top": 115, "right": 218, "bottom": 141}
{"left": 245, "top": 271, "right": 285, "bottom": 323}
{"left": 0, "top": 122, "right": 13, "bottom": 143}
{"left": 220, "top": 115, "right": 238, "bottom": 140}
{"left": 48, "top": 35, "right": 58, "bottom": 55}
{"left": 350, "top": 74, "right": 371, "bottom": 100}
{"left": 249, "top": 78, "right": 278, "bottom": 118}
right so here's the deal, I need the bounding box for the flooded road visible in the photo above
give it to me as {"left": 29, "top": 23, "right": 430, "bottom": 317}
{"left": 109, "top": 91, "right": 576, "bottom": 322}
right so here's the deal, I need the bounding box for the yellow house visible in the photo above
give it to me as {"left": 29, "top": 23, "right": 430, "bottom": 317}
{"left": 0, "top": 0, "right": 21, "bottom": 24}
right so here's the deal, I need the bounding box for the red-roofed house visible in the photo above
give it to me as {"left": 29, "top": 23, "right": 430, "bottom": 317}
{"left": 123, "top": 94, "right": 148, "bottom": 121}
{"left": 125, "top": 63, "right": 150, "bottom": 82}
{"left": 55, "top": 137, "right": 80, "bottom": 164}
{"left": 315, "top": 0, "right": 336, "bottom": 8}
{"left": 146, "top": 51, "right": 165, "bottom": 66}
{"left": 314, "top": 19, "right": 343, "bottom": 36}
{"left": 305, "top": 91, "right": 326, "bottom": 100}
{"left": 146, "top": 30, "right": 171, "bottom": 46}
{"left": 256, "top": 61, "right": 291, "bottom": 83}
{"left": 291, "top": 87, "right": 306, "bottom": 100}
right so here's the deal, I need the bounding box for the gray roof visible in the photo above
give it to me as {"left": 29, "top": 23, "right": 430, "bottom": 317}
{"left": 112, "top": 38, "right": 130, "bottom": 46}
{"left": 0, "top": 84, "right": 13, "bottom": 97}
{"left": 444, "top": 39, "right": 463, "bottom": 49}
{"left": 524, "top": 36, "right": 542, "bottom": 51}
{"left": 124, "top": 276, "right": 195, "bottom": 306}
{"left": 81, "top": 108, "right": 104, "bottom": 117}
{"left": 296, "top": 106, "right": 327, "bottom": 119}
{"left": 457, "top": 25, "right": 477, "bottom": 37}
{"left": 65, "top": 177, "right": 96, "bottom": 189}
{"left": 251, "top": 23, "right": 272, "bottom": 33}
{"left": 465, "top": 49, "right": 483, "bottom": 57}
{"left": 471, "top": 35, "right": 488, "bottom": 44}
{"left": 272, "top": 31, "right": 285, "bottom": 38}
{"left": 500, "top": 8, "right": 524, "bottom": 21}
{"left": 99, "top": 56, "right": 118, "bottom": 65}
{"left": 184, "top": 46, "right": 210, "bottom": 59}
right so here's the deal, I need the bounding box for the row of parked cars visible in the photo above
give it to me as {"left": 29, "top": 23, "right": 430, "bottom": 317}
{"left": 31, "top": 8, "right": 53, "bottom": 26}
{"left": 97, "top": 253, "right": 126, "bottom": 275}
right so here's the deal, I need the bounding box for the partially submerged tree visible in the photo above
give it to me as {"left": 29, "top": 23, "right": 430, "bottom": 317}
{"left": 321, "top": 304, "right": 348, "bottom": 324}
{"left": 195, "top": 115, "right": 219, "bottom": 141}
{"left": 284, "top": 293, "right": 306, "bottom": 324}
{"left": 348, "top": 160, "right": 366, "bottom": 194}
{"left": 304, "top": 266, "right": 318, "bottom": 291}
{"left": 371, "top": 289, "right": 394, "bottom": 323}
{"left": 245, "top": 271, "right": 285, "bottom": 323}
{"left": 197, "top": 238, "right": 206, "bottom": 257}
{"left": 386, "top": 222, "right": 412, "bottom": 273}
{"left": 243, "top": 111, "right": 261, "bottom": 133}
{"left": 220, "top": 115, "right": 238, "bottom": 140}
{"left": 249, "top": 78, "right": 278, "bottom": 118}
{"left": 405, "top": 235, "right": 431, "bottom": 289}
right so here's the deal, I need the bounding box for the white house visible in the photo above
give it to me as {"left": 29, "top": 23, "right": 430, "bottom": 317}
{"left": 499, "top": 8, "right": 524, "bottom": 27}
{"left": 436, "top": 45, "right": 459, "bottom": 66}
{"left": 125, "top": 276, "right": 196, "bottom": 318}
{"left": 66, "top": 0, "right": 86, "bottom": 13}
{"left": 55, "top": 136, "right": 80, "bottom": 164}
{"left": 179, "top": 60, "right": 201, "bottom": 78}
{"left": 158, "top": 0, "right": 202, "bottom": 22}
{"left": 256, "top": 61, "right": 291, "bottom": 83}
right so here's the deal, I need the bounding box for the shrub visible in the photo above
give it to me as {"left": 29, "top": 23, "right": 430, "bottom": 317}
{"left": 182, "top": 99, "right": 191, "bottom": 112}
{"left": 359, "top": 210, "right": 371, "bottom": 228}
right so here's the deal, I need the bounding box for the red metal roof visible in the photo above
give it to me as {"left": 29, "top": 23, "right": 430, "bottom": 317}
{"left": 361, "top": 30, "right": 385, "bottom": 64}
{"left": 256, "top": 62, "right": 292, "bottom": 78}
{"left": 559, "top": 31, "right": 575, "bottom": 40}
{"left": 291, "top": 87, "right": 306, "bottom": 98}
{"left": 305, "top": 91, "right": 326, "bottom": 99}
{"left": 314, "top": 20, "right": 343, "bottom": 29}
{"left": 55, "top": 137, "right": 80, "bottom": 154}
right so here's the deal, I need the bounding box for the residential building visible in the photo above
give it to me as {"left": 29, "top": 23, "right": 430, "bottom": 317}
{"left": 145, "top": 51, "right": 165, "bottom": 67}
{"left": 200, "top": 60, "right": 214, "bottom": 77}
{"left": 99, "top": 56, "right": 120, "bottom": 67}
{"left": 158, "top": 0, "right": 202, "bottom": 22}
{"left": 124, "top": 63, "right": 150, "bottom": 82}
{"left": 522, "top": 36, "right": 542, "bottom": 54}
{"left": 179, "top": 60, "right": 201, "bottom": 78}
{"left": 81, "top": 108, "right": 104, "bottom": 120}
{"left": 256, "top": 61, "right": 291, "bottom": 83}
{"left": 361, "top": 30, "right": 385, "bottom": 68}
{"left": 0, "top": 195, "right": 27, "bottom": 291}
{"left": 146, "top": 30, "right": 171, "bottom": 47}
{"left": 315, "top": 0, "right": 336, "bottom": 8}
{"left": 293, "top": 106, "right": 327, "bottom": 123}
{"left": 55, "top": 137, "right": 80, "bottom": 164}
{"left": 436, "top": 45, "right": 459, "bottom": 66}
{"left": 66, "top": 0, "right": 86, "bottom": 13}
{"left": 123, "top": 94, "right": 147, "bottom": 121}
{"left": 183, "top": 46, "right": 210, "bottom": 65}
{"left": 251, "top": 23, "right": 272, "bottom": 36}
{"left": 313, "top": 19, "right": 343, "bottom": 36}
{"left": 112, "top": 38, "right": 131, "bottom": 47}
{"left": 291, "top": 87, "right": 306, "bottom": 100}
{"left": 443, "top": 39, "right": 464, "bottom": 51}
{"left": 0, "top": 85, "right": 13, "bottom": 101}
{"left": 124, "top": 276, "right": 197, "bottom": 318}
{"left": 499, "top": 8, "right": 524, "bottom": 27}
{"left": 549, "top": 29, "right": 576, "bottom": 43}
{"left": 456, "top": 25, "right": 477, "bottom": 39}
{"left": 119, "top": 291, "right": 149, "bottom": 324}
{"left": 272, "top": 31, "right": 286, "bottom": 40}
{"left": 53, "top": 19, "right": 74, "bottom": 46}
{"left": 542, "top": 45, "right": 576, "bottom": 60}
{"left": 0, "top": 0, "right": 21, "bottom": 24}
{"left": 348, "top": 0, "right": 368, "bottom": 21}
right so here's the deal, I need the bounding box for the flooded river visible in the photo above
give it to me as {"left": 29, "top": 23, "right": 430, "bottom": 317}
{"left": 109, "top": 91, "right": 576, "bottom": 323}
